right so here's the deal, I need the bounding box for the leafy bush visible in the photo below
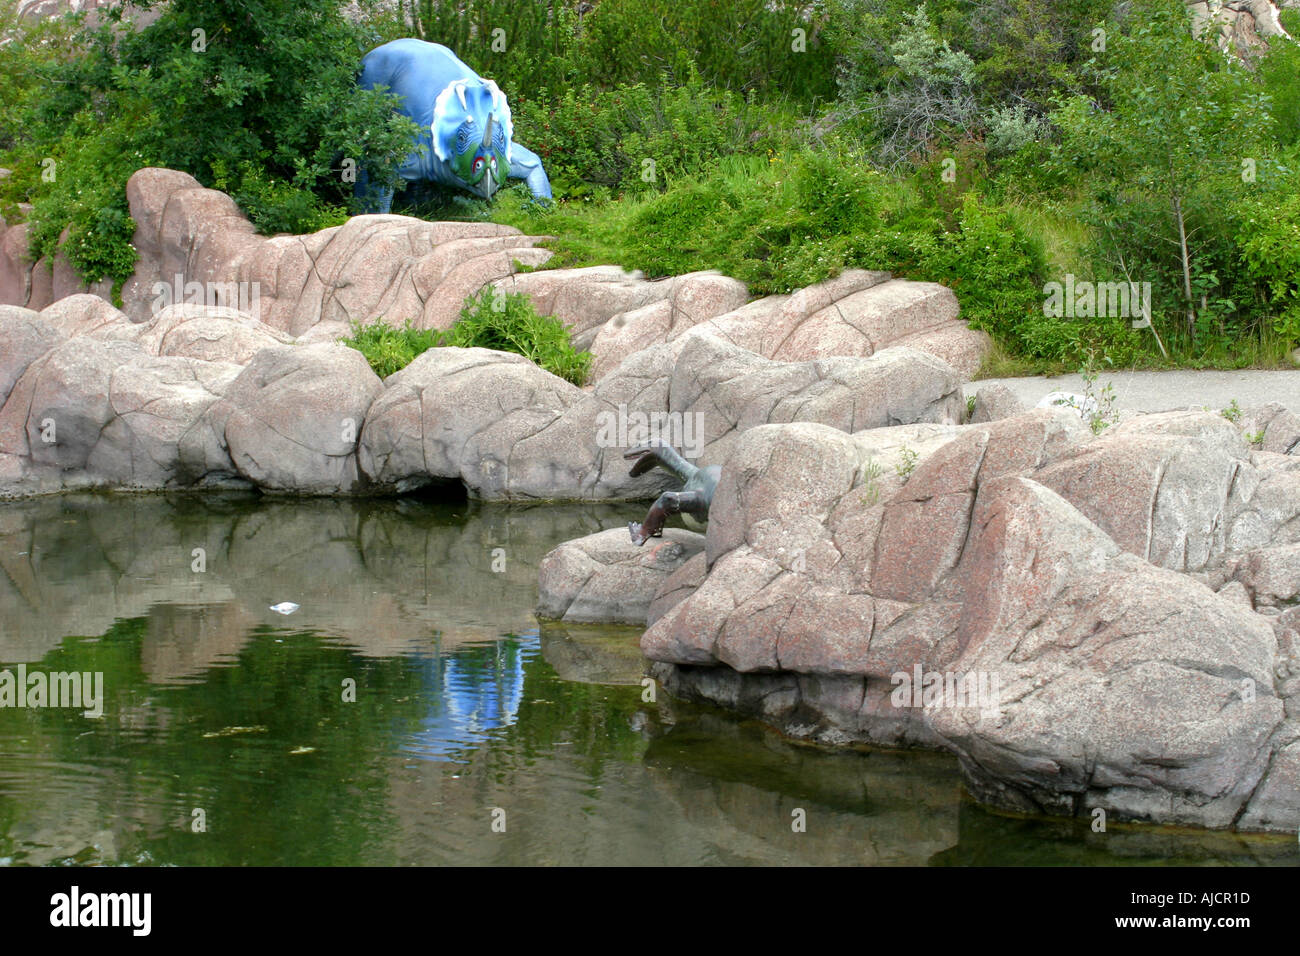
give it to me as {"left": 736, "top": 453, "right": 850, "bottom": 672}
{"left": 1237, "top": 182, "right": 1300, "bottom": 349}
{"left": 1054, "top": 0, "right": 1277, "bottom": 354}
{"left": 983, "top": 104, "right": 1050, "bottom": 158}
{"left": 341, "top": 319, "right": 441, "bottom": 379}
{"left": 394, "top": 0, "right": 836, "bottom": 103}
{"left": 575, "top": 0, "right": 835, "bottom": 101}
{"left": 1258, "top": 29, "right": 1300, "bottom": 148}
{"left": 344, "top": 290, "right": 592, "bottom": 385}
{"left": 393, "top": 0, "right": 584, "bottom": 95}
{"left": 446, "top": 289, "right": 591, "bottom": 385}
{"left": 864, "top": 9, "right": 981, "bottom": 168}
{"left": 211, "top": 161, "right": 348, "bottom": 236}
{"left": 511, "top": 72, "right": 781, "bottom": 195}
{"left": 0, "top": 0, "right": 417, "bottom": 287}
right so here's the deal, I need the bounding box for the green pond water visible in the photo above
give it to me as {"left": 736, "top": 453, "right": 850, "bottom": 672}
{"left": 0, "top": 493, "right": 1294, "bottom": 866}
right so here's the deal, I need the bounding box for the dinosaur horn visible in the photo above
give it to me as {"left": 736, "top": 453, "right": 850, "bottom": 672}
{"left": 482, "top": 114, "right": 496, "bottom": 149}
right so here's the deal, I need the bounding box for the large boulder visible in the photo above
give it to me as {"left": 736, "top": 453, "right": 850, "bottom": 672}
{"left": 359, "top": 346, "right": 584, "bottom": 497}
{"left": 968, "top": 383, "right": 1026, "bottom": 423}
{"left": 0, "top": 336, "right": 241, "bottom": 491}
{"left": 137, "top": 303, "right": 294, "bottom": 364}
{"left": 638, "top": 404, "right": 1293, "bottom": 831}
{"left": 195, "top": 343, "right": 382, "bottom": 493}
{"left": 931, "top": 475, "right": 1281, "bottom": 828}
{"left": 536, "top": 527, "right": 705, "bottom": 624}
{"left": 0, "top": 306, "right": 60, "bottom": 406}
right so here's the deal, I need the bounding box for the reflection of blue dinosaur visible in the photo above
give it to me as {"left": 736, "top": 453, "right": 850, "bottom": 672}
{"left": 355, "top": 38, "right": 553, "bottom": 213}
{"left": 402, "top": 636, "right": 536, "bottom": 762}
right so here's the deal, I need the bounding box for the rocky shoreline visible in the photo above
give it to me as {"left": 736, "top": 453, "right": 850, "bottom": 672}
{"left": 538, "top": 406, "right": 1300, "bottom": 834}
{"left": 3, "top": 166, "right": 1299, "bottom": 835}
{"left": 1, "top": 168, "right": 983, "bottom": 500}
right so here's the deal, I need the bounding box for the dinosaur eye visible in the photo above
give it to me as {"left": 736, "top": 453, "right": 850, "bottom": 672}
{"left": 472, "top": 157, "right": 485, "bottom": 173}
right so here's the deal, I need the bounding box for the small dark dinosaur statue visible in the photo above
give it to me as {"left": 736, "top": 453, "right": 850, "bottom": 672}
{"left": 624, "top": 440, "right": 720, "bottom": 546}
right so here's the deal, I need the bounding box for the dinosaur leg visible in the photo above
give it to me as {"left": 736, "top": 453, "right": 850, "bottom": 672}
{"left": 507, "top": 142, "right": 553, "bottom": 201}
{"left": 628, "top": 490, "right": 707, "bottom": 546}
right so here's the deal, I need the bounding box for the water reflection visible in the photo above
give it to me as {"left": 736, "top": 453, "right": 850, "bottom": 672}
{"left": 0, "top": 494, "right": 1294, "bottom": 866}
{"left": 404, "top": 637, "right": 536, "bottom": 762}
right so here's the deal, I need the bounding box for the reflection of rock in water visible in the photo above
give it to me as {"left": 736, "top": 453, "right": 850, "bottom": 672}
{"left": 0, "top": 494, "right": 625, "bottom": 676}
{"left": 929, "top": 800, "right": 1298, "bottom": 867}
{"left": 538, "top": 621, "right": 646, "bottom": 685}
{"left": 641, "top": 709, "right": 962, "bottom": 865}
{"left": 142, "top": 602, "right": 259, "bottom": 684}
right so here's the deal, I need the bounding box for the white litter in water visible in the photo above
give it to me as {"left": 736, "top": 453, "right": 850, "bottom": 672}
{"left": 269, "top": 602, "right": 300, "bottom": 615}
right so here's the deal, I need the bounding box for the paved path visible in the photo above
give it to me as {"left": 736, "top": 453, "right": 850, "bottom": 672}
{"left": 964, "top": 369, "right": 1300, "bottom": 413}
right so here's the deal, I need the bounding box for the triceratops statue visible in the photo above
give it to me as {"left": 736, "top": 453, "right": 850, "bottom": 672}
{"left": 355, "top": 38, "right": 552, "bottom": 212}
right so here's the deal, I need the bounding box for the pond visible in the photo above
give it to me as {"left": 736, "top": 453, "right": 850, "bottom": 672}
{"left": 0, "top": 494, "right": 1292, "bottom": 866}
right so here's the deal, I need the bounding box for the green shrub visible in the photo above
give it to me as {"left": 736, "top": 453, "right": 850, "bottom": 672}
{"left": 342, "top": 319, "right": 441, "bottom": 379}
{"left": 1259, "top": 29, "right": 1300, "bottom": 148}
{"left": 395, "top": 0, "right": 836, "bottom": 104}
{"left": 576, "top": 0, "right": 835, "bottom": 101}
{"left": 1237, "top": 182, "right": 1300, "bottom": 349}
{"left": 512, "top": 73, "right": 782, "bottom": 196}
{"left": 343, "top": 290, "right": 592, "bottom": 385}
{"left": 211, "top": 161, "right": 349, "bottom": 236}
{"left": 394, "top": 0, "right": 584, "bottom": 95}
{"left": 0, "top": 0, "right": 417, "bottom": 287}
{"left": 446, "top": 289, "right": 591, "bottom": 385}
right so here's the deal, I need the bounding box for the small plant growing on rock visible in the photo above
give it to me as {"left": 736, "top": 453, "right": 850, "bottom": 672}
{"left": 1246, "top": 429, "right": 1266, "bottom": 448}
{"left": 858, "top": 459, "right": 884, "bottom": 504}
{"left": 965, "top": 394, "right": 977, "bottom": 422}
{"left": 1221, "top": 399, "right": 1242, "bottom": 424}
{"left": 896, "top": 445, "right": 919, "bottom": 481}
{"left": 1079, "top": 350, "right": 1120, "bottom": 435}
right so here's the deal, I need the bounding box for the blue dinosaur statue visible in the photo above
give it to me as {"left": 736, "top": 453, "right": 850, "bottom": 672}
{"left": 355, "top": 38, "right": 552, "bottom": 212}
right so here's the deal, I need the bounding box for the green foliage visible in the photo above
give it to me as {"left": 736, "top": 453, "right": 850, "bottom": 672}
{"left": 343, "top": 290, "right": 591, "bottom": 385}
{"left": 341, "top": 319, "right": 441, "bottom": 379}
{"left": 391, "top": 0, "right": 584, "bottom": 94}
{"left": 857, "top": 458, "right": 884, "bottom": 504}
{"left": 392, "top": 0, "right": 836, "bottom": 103}
{"left": 0, "top": 0, "right": 416, "bottom": 287}
{"left": 826, "top": 0, "right": 1114, "bottom": 109}
{"left": 1078, "top": 350, "right": 1119, "bottom": 433}
{"left": 1259, "top": 32, "right": 1300, "bottom": 148}
{"left": 572, "top": 0, "right": 835, "bottom": 101}
{"left": 511, "top": 72, "right": 779, "bottom": 196}
{"left": 211, "top": 161, "right": 348, "bottom": 235}
{"left": 1221, "top": 399, "right": 1241, "bottom": 424}
{"left": 895, "top": 445, "right": 919, "bottom": 480}
{"left": 446, "top": 289, "right": 591, "bottom": 385}
{"left": 1237, "top": 180, "right": 1300, "bottom": 349}
{"left": 1054, "top": 0, "right": 1281, "bottom": 355}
